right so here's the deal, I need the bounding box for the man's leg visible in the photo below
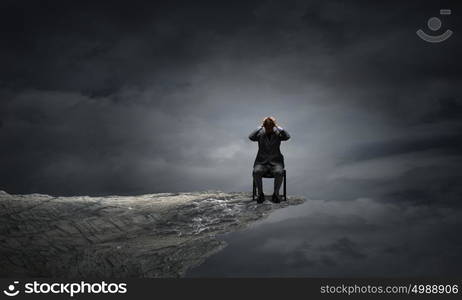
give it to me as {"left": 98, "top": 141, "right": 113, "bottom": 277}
{"left": 253, "top": 164, "right": 267, "bottom": 196}
{"left": 272, "top": 164, "right": 284, "bottom": 196}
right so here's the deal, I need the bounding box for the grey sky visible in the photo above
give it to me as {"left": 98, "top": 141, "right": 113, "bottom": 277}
{"left": 1, "top": 0, "right": 461, "bottom": 202}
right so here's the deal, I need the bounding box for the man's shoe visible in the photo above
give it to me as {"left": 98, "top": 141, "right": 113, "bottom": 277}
{"left": 272, "top": 193, "right": 281, "bottom": 203}
{"left": 257, "top": 193, "right": 265, "bottom": 203}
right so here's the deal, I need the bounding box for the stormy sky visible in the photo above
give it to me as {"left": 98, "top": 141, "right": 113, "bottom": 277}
{"left": 1, "top": 0, "right": 462, "bottom": 276}
{"left": 1, "top": 0, "right": 461, "bottom": 200}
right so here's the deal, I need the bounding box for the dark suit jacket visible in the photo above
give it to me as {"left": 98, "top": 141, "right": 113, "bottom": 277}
{"left": 249, "top": 126, "right": 290, "bottom": 167}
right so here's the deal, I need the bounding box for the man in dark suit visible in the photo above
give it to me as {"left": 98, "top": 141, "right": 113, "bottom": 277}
{"left": 249, "top": 116, "right": 290, "bottom": 203}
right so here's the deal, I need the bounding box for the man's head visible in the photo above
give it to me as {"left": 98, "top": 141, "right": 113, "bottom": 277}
{"left": 262, "top": 116, "right": 276, "bottom": 132}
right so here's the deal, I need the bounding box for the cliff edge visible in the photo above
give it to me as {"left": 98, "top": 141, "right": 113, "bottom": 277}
{"left": 0, "top": 190, "right": 304, "bottom": 277}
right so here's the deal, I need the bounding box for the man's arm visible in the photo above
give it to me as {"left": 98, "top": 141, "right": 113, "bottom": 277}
{"left": 275, "top": 126, "right": 290, "bottom": 141}
{"left": 249, "top": 127, "right": 262, "bottom": 141}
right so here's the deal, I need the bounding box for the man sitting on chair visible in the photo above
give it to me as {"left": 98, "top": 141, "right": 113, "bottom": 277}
{"left": 249, "top": 116, "right": 291, "bottom": 203}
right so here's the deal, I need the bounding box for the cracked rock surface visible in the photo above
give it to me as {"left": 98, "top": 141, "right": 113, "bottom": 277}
{"left": 0, "top": 190, "right": 304, "bottom": 278}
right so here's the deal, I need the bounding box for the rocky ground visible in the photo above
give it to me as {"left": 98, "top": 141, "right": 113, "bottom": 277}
{"left": 0, "top": 190, "right": 304, "bottom": 278}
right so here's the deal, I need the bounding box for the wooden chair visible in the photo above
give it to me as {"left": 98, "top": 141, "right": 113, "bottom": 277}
{"left": 252, "top": 169, "right": 286, "bottom": 201}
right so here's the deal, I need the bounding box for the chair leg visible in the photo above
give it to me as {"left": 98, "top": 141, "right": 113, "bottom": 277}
{"left": 252, "top": 175, "right": 256, "bottom": 201}
{"left": 283, "top": 172, "right": 287, "bottom": 201}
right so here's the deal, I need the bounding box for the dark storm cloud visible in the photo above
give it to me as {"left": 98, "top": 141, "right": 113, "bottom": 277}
{"left": 0, "top": 0, "right": 260, "bottom": 94}
{"left": 343, "top": 133, "right": 462, "bottom": 163}
{"left": 1, "top": 0, "right": 462, "bottom": 203}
